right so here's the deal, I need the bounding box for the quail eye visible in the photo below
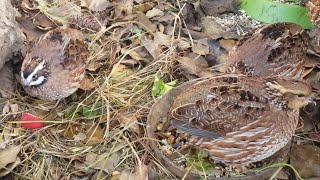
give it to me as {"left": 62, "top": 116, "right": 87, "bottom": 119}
{"left": 297, "top": 94, "right": 304, "bottom": 97}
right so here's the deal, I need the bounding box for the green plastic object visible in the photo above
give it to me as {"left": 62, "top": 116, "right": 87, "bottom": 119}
{"left": 240, "top": 0, "right": 314, "bottom": 29}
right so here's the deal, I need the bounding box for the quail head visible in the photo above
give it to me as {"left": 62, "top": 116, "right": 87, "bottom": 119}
{"left": 167, "top": 74, "right": 314, "bottom": 165}
{"left": 21, "top": 27, "right": 87, "bottom": 101}
{"left": 223, "top": 22, "right": 310, "bottom": 79}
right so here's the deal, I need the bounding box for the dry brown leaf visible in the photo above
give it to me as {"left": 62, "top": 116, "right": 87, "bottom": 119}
{"left": 201, "top": 17, "right": 239, "bottom": 39}
{"left": 36, "top": 0, "right": 80, "bottom": 22}
{"left": 146, "top": 8, "right": 164, "bottom": 18}
{"left": 304, "top": 67, "right": 320, "bottom": 95}
{"left": 136, "top": 11, "right": 157, "bottom": 33}
{"left": 116, "top": 112, "right": 141, "bottom": 135}
{"left": 304, "top": 54, "right": 320, "bottom": 67}
{"left": 0, "top": 157, "right": 21, "bottom": 177}
{"left": 111, "top": 64, "right": 134, "bottom": 78}
{"left": 139, "top": 34, "right": 161, "bottom": 59}
{"left": 200, "top": 0, "right": 238, "bottom": 16}
{"left": 79, "top": 75, "right": 97, "bottom": 91}
{"left": 85, "top": 125, "right": 104, "bottom": 145}
{"left": 133, "top": 2, "right": 155, "bottom": 13}
{"left": 177, "top": 54, "right": 213, "bottom": 78}
{"left": 0, "top": 63, "right": 15, "bottom": 98}
{"left": 302, "top": 67, "right": 315, "bottom": 78}
{"left": 31, "top": 11, "right": 56, "bottom": 30}
{"left": 192, "top": 39, "right": 210, "bottom": 55}
{"left": 0, "top": 124, "right": 15, "bottom": 149}
{"left": 0, "top": 145, "right": 21, "bottom": 167}
{"left": 2, "top": 103, "right": 10, "bottom": 115}
{"left": 113, "top": 0, "right": 133, "bottom": 19}
{"left": 74, "top": 132, "right": 87, "bottom": 142}
{"left": 122, "top": 49, "right": 144, "bottom": 61}
{"left": 85, "top": 152, "right": 120, "bottom": 173}
{"left": 177, "top": 39, "right": 192, "bottom": 50}
{"left": 62, "top": 124, "right": 82, "bottom": 140}
{"left": 83, "top": 0, "right": 110, "bottom": 11}
{"left": 153, "top": 32, "right": 171, "bottom": 46}
{"left": 219, "top": 39, "right": 237, "bottom": 51}
{"left": 119, "top": 164, "right": 149, "bottom": 180}
{"left": 290, "top": 144, "right": 320, "bottom": 177}
{"left": 1, "top": 103, "right": 19, "bottom": 117}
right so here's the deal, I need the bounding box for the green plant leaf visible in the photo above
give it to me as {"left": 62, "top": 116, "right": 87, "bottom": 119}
{"left": 185, "top": 150, "right": 215, "bottom": 173}
{"left": 82, "top": 101, "right": 104, "bottom": 118}
{"left": 152, "top": 76, "right": 176, "bottom": 96}
{"left": 240, "top": 0, "right": 314, "bottom": 29}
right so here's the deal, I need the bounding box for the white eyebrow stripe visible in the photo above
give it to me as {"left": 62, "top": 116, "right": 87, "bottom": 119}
{"left": 29, "top": 76, "right": 45, "bottom": 86}
{"left": 25, "top": 60, "right": 45, "bottom": 84}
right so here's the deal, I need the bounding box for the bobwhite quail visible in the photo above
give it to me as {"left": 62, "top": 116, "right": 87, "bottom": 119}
{"left": 21, "top": 27, "right": 87, "bottom": 101}
{"left": 167, "top": 74, "right": 314, "bottom": 165}
{"left": 306, "top": 0, "right": 320, "bottom": 25}
{"left": 223, "top": 22, "right": 310, "bottom": 79}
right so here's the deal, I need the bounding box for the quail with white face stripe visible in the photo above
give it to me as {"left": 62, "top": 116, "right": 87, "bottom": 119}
{"left": 21, "top": 27, "right": 87, "bottom": 101}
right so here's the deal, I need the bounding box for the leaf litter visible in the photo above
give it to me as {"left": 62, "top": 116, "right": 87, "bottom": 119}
{"left": 0, "top": 0, "right": 319, "bottom": 179}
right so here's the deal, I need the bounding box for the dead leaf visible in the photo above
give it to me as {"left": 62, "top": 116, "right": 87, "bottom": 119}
{"left": 85, "top": 152, "right": 121, "bottom": 173}
{"left": 153, "top": 32, "right": 171, "bottom": 46}
{"left": 192, "top": 39, "right": 210, "bottom": 55}
{"left": 2, "top": 103, "right": 10, "bottom": 115}
{"left": 79, "top": 75, "right": 97, "bottom": 91}
{"left": 62, "top": 124, "right": 82, "bottom": 140}
{"left": 136, "top": 11, "right": 157, "bottom": 33}
{"left": 139, "top": 34, "right": 161, "bottom": 59}
{"left": 36, "top": 0, "right": 80, "bottom": 22}
{"left": 0, "top": 62, "right": 15, "bottom": 98}
{"left": 113, "top": 0, "right": 133, "bottom": 19}
{"left": 304, "top": 67, "right": 320, "bottom": 96}
{"left": 119, "top": 164, "right": 149, "bottom": 180}
{"left": 219, "top": 39, "right": 237, "bottom": 51}
{"left": 290, "top": 144, "right": 320, "bottom": 177}
{"left": 116, "top": 111, "right": 141, "bottom": 135}
{"left": 0, "top": 145, "right": 21, "bottom": 167}
{"left": 177, "top": 39, "right": 192, "bottom": 50}
{"left": 111, "top": 64, "right": 134, "bottom": 78}
{"left": 200, "top": 0, "right": 238, "bottom": 16}
{"left": 146, "top": 8, "right": 164, "bottom": 18}
{"left": 2, "top": 103, "right": 19, "bottom": 117}
{"left": 122, "top": 49, "right": 144, "bottom": 61}
{"left": 304, "top": 54, "right": 320, "bottom": 67}
{"left": 0, "top": 124, "right": 15, "bottom": 149}
{"left": 30, "top": 10, "right": 56, "bottom": 30}
{"left": 74, "top": 132, "right": 87, "bottom": 142}
{"left": 302, "top": 67, "right": 315, "bottom": 78}
{"left": 0, "top": 157, "right": 21, "bottom": 177}
{"left": 177, "top": 54, "right": 213, "bottom": 78}
{"left": 133, "top": 2, "right": 155, "bottom": 13}
{"left": 201, "top": 17, "right": 240, "bottom": 39}
{"left": 85, "top": 125, "right": 104, "bottom": 145}
{"left": 83, "top": 0, "right": 110, "bottom": 11}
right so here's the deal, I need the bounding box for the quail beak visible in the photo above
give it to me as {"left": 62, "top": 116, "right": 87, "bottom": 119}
{"left": 21, "top": 75, "right": 30, "bottom": 87}
{"left": 308, "top": 96, "right": 317, "bottom": 106}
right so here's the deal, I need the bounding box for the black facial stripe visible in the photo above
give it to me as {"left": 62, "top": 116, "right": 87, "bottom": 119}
{"left": 23, "top": 71, "right": 31, "bottom": 79}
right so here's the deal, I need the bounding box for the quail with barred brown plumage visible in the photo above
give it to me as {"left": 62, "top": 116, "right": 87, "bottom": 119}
{"left": 167, "top": 74, "right": 314, "bottom": 165}
{"left": 21, "top": 27, "right": 87, "bottom": 101}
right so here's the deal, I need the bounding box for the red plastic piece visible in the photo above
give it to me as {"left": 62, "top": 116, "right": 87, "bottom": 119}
{"left": 21, "top": 113, "right": 44, "bottom": 129}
